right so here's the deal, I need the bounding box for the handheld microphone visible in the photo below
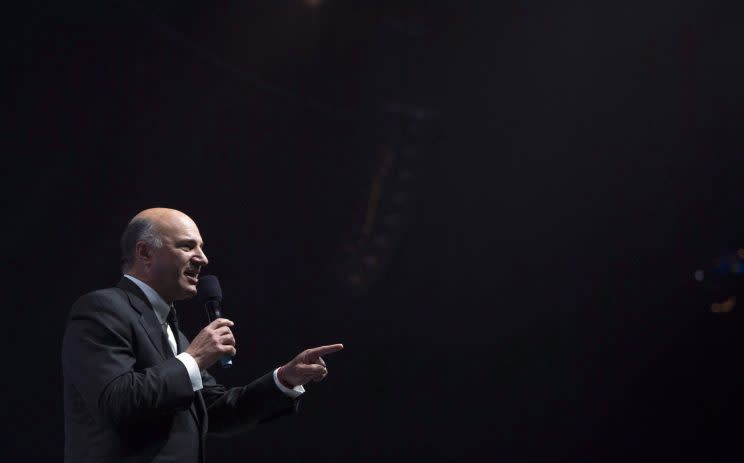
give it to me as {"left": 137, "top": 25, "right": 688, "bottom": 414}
{"left": 197, "top": 275, "right": 233, "bottom": 368}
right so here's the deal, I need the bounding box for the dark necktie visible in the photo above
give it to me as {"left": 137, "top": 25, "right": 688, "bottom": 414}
{"left": 167, "top": 306, "right": 181, "bottom": 354}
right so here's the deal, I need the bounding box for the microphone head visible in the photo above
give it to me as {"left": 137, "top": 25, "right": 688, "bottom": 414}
{"left": 197, "top": 275, "right": 222, "bottom": 303}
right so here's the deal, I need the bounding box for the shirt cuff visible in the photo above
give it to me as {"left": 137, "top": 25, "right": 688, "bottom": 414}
{"left": 176, "top": 352, "right": 203, "bottom": 391}
{"left": 273, "top": 367, "right": 305, "bottom": 398}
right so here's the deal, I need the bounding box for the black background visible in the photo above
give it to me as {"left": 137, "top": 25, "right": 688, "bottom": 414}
{"left": 6, "top": 1, "right": 744, "bottom": 461}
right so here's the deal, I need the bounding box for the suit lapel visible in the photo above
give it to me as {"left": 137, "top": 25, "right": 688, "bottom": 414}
{"left": 140, "top": 310, "right": 173, "bottom": 360}
{"left": 116, "top": 277, "right": 171, "bottom": 361}
{"left": 117, "top": 277, "right": 206, "bottom": 434}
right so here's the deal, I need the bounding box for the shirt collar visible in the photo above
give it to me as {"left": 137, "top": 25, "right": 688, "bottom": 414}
{"left": 123, "top": 274, "right": 172, "bottom": 325}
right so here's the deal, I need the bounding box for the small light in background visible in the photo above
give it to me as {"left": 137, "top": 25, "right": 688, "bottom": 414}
{"left": 711, "top": 296, "right": 736, "bottom": 314}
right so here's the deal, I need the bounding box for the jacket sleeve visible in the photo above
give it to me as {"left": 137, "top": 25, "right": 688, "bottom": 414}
{"left": 200, "top": 368, "right": 300, "bottom": 437}
{"left": 61, "top": 292, "right": 195, "bottom": 429}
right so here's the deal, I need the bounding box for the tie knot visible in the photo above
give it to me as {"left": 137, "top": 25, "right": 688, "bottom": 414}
{"left": 167, "top": 306, "right": 178, "bottom": 325}
{"left": 165, "top": 305, "right": 180, "bottom": 355}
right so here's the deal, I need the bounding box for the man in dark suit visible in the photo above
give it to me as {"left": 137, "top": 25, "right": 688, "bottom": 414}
{"left": 62, "top": 208, "right": 344, "bottom": 462}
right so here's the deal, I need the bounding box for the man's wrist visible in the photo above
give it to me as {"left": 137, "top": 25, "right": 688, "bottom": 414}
{"left": 175, "top": 352, "right": 204, "bottom": 391}
{"left": 277, "top": 366, "right": 294, "bottom": 388}
{"left": 273, "top": 367, "right": 305, "bottom": 399}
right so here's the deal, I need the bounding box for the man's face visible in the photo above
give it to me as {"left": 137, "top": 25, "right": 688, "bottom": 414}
{"left": 148, "top": 216, "right": 208, "bottom": 302}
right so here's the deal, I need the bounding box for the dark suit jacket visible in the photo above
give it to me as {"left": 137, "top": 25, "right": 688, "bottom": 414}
{"left": 62, "top": 277, "right": 300, "bottom": 463}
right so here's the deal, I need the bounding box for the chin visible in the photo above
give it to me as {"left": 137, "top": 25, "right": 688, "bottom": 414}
{"left": 173, "top": 284, "right": 197, "bottom": 301}
{"left": 183, "top": 285, "right": 198, "bottom": 298}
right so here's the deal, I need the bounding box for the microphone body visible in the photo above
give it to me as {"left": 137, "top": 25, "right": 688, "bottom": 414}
{"left": 197, "top": 276, "right": 233, "bottom": 368}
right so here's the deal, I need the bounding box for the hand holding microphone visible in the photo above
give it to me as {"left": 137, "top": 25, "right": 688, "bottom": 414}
{"left": 185, "top": 318, "right": 236, "bottom": 370}
{"left": 185, "top": 275, "right": 235, "bottom": 370}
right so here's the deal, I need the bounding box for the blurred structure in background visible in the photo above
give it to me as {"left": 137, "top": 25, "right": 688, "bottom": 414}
{"left": 332, "top": 105, "right": 437, "bottom": 297}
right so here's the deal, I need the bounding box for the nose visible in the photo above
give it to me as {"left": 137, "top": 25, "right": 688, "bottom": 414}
{"left": 194, "top": 246, "right": 209, "bottom": 267}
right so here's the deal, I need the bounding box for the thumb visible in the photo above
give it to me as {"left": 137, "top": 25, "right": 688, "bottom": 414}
{"left": 300, "top": 364, "right": 327, "bottom": 375}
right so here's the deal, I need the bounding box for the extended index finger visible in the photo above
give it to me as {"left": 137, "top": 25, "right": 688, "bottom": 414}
{"left": 306, "top": 344, "right": 344, "bottom": 358}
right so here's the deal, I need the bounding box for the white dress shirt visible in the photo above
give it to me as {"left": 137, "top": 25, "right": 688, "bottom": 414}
{"left": 123, "top": 274, "right": 304, "bottom": 398}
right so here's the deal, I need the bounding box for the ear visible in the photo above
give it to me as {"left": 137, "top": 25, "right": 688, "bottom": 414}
{"left": 134, "top": 241, "right": 153, "bottom": 264}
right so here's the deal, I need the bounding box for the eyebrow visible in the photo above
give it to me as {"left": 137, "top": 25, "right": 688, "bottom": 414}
{"left": 176, "top": 238, "right": 205, "bottom": 248}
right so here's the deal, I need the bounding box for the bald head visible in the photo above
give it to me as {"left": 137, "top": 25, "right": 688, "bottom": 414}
{"left": 120, "top": 207, "right": 208, "bottom": 302}
{"left": 131, "top": 208, "right": 195, "bottom": 230}
{"left": 121, "top": 208, "right": 199, "bottom": 272}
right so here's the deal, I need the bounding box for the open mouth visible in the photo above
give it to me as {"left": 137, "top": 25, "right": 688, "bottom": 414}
{"left": 184, "top": 269, "right": 200, "bottom": 284}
